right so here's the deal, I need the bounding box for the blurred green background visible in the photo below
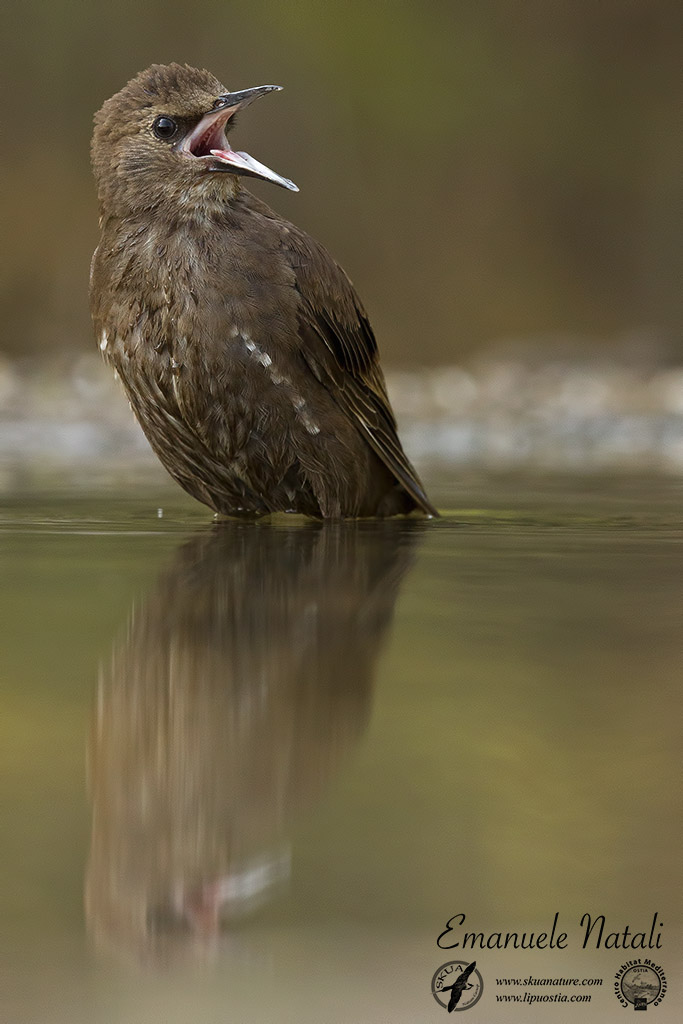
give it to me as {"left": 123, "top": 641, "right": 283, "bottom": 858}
{"left": 2, "top": 0, "right": 681, "bottom": 366}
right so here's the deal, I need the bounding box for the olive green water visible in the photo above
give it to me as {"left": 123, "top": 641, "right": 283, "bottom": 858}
{"left": 2, "top": 476, "right": 681, "bottom": 1023}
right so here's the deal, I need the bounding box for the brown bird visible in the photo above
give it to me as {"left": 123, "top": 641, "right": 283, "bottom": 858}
{"left": 90, "top": 63, "right": 437, "bottom": 518}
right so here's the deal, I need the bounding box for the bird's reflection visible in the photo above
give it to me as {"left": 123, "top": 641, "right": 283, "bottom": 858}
{"left": 86, "top": 519, "right": 422, "bottom": 963}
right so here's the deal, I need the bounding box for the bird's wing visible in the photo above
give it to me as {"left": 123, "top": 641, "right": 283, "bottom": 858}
{"left": 460, "top": 961, "right": 477, "bottom": 982}
{"left": 281, "top": 225, "right": 438, "bottom": 516}
{"left": 448, "top": 989, "right": 462, "bottom": 1011}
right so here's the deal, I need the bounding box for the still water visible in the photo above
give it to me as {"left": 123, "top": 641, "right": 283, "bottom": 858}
{"left": 2, "top": 476, "right": 681, "bottom": 1023}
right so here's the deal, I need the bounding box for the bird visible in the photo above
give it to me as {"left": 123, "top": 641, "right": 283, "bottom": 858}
{"left": 90, "top": 63, "right": 437, "bottom": 518}
{"left": 440, "top": 961, "right": 477, "bottom": 1012}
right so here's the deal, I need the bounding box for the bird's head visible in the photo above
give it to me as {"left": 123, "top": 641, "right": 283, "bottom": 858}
{"left": 92, "top": 62, "right": 298, "bottom": 217}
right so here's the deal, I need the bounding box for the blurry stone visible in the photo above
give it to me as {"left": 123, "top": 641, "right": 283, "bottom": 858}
{"left": 0, "top": 356, "right": 20, "bottom": 409}
{"left": 426, "top": 366, "right": 479, "bottom": 416}
{"left": 385, "top": 370, "right": 432, "bottom": 418}
{"left": 651, "top": 369, "right": 683, "bottom": 415}
{"left": 71, "top": 352, "right": 115, "bottom": 407}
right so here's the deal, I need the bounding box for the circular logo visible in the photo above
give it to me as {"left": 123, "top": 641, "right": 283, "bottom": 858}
{"left": 431, "top": 960, "right": 483, "bottom": 1012}
{"left": 615, "top": 961, "right": 667, "bottom": 1010}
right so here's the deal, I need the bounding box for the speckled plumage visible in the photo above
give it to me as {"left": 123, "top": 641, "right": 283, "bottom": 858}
{"left": 90, "top": 63, "right": 437, "bottom": 518}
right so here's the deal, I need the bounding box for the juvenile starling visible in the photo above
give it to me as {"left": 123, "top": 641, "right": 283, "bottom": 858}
{"left": 90, "top": 63, "right": 437, "bottom": 518}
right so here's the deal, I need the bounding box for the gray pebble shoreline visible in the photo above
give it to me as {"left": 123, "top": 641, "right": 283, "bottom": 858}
{"left": 2, "top": 337, "right": 683, "bottom": 491}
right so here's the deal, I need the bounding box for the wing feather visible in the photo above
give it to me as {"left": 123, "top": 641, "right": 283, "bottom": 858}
{"left": 282, "top": 227, "right": 437, "bottom": 516}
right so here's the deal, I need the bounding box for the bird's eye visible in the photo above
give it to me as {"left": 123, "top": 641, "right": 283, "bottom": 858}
{"left": 152, "top": 115, "right": 179, "bottom": 141}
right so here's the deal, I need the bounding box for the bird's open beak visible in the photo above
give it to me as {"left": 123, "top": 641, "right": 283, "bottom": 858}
{"left": 179, "top": 85, "right": 299, "bottom": 192}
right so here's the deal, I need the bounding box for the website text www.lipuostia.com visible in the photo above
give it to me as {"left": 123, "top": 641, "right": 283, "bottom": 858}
{"left": 495, "top": 975, "right": 602, "bottom": 1004}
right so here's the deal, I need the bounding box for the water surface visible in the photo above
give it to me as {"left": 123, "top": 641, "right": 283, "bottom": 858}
{"left": 2, "top": 477, "right": 681, "bottom": 1022}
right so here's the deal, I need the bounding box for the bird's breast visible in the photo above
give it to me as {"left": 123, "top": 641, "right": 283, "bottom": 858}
{"left": 93, "top": 213, "right": 341, "bottom": 502}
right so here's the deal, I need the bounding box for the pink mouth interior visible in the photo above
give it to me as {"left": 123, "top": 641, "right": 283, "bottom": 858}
{"left": 187, "top": 113, "right": 232, "bottom": 157}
